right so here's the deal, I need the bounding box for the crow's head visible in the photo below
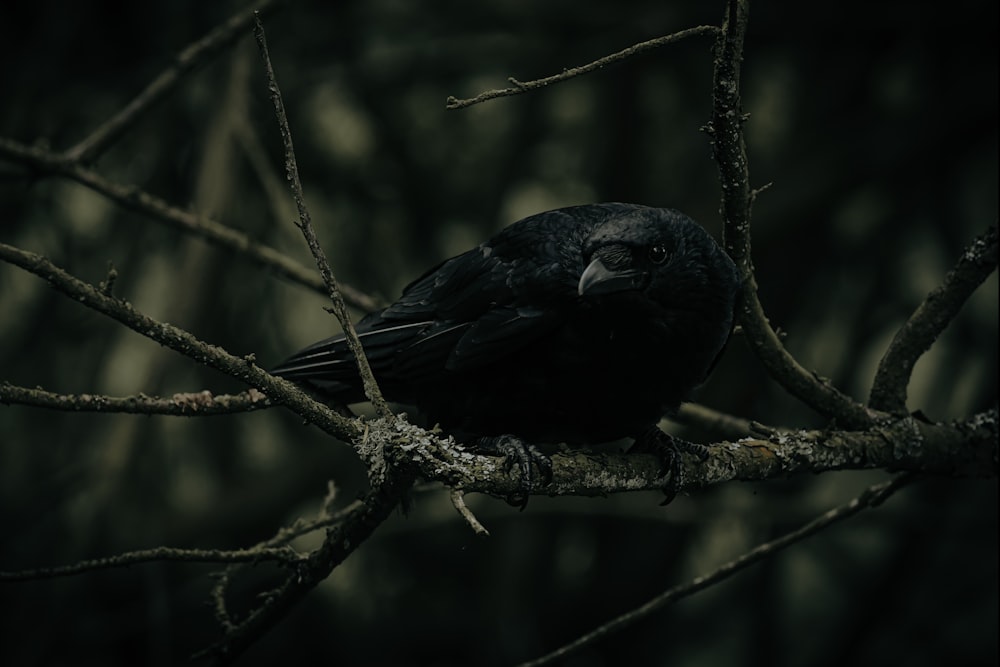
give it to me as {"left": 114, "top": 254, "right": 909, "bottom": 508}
{"left": 578, "top": 206, "right": 738, "bottom": 314}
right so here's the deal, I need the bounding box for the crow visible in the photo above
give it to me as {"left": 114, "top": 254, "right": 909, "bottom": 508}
{"left": 272, "top": 203, "right": 740, "bottom": 505}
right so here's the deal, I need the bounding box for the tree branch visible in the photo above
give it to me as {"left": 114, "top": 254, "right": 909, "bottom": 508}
{"left": 0, "top": 383, "right": 272, "bottom": 416}
{"left": 0, "top": 242, "right": 359, "bottom": 443}
{"left": 516, "top": 473, "right": 916, "bottom": 667}
{"left": 253, "top": 14, "right": 391, "bottom": 418}
{"left": 445, "top": 25, "right": 719, "bottom": 109}
{"left": 0, "top": 545, "right": 301, "bottom": 583}
{"left": 65, "top": 0, "right": 291, "bottom": 163}
{"left": 421, "top": 410, "right": 996, "bottom": 498}
{"left": 0, "top": 137, "right": 380, "bottom": 311}
{"left": 707, "top": 0, "right": 877, "bottom": 429}
{"left": 869, "top": 226, "right": 999, "bottom": 413}
{"left": 198, "top": 471, "right": 415, "bottom": 664}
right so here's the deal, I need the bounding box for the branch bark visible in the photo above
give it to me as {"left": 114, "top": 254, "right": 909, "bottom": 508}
{"left": 0, "top": 242, "right": 359, "bottom": 443}
{"left": 869, "top": 226, "right": 999, "bottom": 413}
{"left": 708, "top": 0, "right": 877, "bottom": 429}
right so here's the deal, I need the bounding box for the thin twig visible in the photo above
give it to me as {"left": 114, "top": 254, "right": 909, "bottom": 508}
{"left": 674, "top": 402, "right": 754, "bottom": 439}
{"left": 252, "top": 13, "right": 392, "bottom": 418}
{"left": 0, "top": 383, "right": 272, "bottom": 416}
{"left": 869, "top": 226, "right": 998, "bottom": 413}
{"left": 707, "top": 0, "right": 875, "bottom": 429}
{"left": 0, "top": 137, "right": 380, "bottom": 311}
{"left": 516, "top": 474, "right": 916, "bottom": 667}
{"left": 0, "top": 242, "right": 359, "bottom": 442}
{"left": 65, "top": 0, "right": 290, "bottom": 163}
{"left": 0, "top": 546, "right": 301, "bottom": 583}
{"left": 446, "top": 25, "right": 719, "bottom": 109}
{"left": 197, "top": 472, "right": 416, "bottom": 663}
{"left": 450, "top": 489, "right": 490, "bottom": 537}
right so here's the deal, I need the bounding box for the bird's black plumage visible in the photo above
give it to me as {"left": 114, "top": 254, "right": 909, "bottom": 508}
{"left": 273, "top": 203, "right": 740, "bottom": 500}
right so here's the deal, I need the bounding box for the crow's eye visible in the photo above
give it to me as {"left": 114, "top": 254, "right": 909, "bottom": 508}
{"left": 648, "top": 244, "right": 669, "bottom": 264}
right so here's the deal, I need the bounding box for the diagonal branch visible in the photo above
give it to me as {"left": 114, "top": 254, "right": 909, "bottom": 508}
{"left": 253, "top": 14, "right": 391, "bottom": 418}
{"left": 197, "top": 471, "right": 415, "bottom": 664}
{"left": 707, "top": 0, "right": 876, "bottom": 429}
{"left": 0, "top": 242, "right": 359, "bottom": 442}
{"left": 0, "top": 137, "right": 380, "bottom": 311}
{"left": 445, "top": 25, "right": 719, "bottom": 109}
{"left": 516, "top": 473, "right": 916, "bottom": 667}
{"left": 869, "top": 226, "right": 998, "bottom": 413}
{"left": 65, "top": 0, "right": 291, "bottom": 163}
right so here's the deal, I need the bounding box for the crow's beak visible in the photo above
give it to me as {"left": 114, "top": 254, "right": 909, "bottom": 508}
{"left": 578, "top": 258, "right": 647, "bottom": 296}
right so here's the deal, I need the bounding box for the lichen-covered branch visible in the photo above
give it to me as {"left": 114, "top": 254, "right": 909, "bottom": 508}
{"left": 369, "top": 411, "right": 997, "bottom": 499}
{"left": 869, "top": 226, "right": 999, "bottom": 413}
{"left": 65, "top": 0, "right": 291, "bottom": 163}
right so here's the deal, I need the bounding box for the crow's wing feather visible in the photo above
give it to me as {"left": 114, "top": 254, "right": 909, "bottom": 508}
{"left": 274, "top": 208, "right": 598, "bottom": 387}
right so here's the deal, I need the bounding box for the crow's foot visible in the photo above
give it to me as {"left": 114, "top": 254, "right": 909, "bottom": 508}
{"left": 473, "top": 435, "right": 553, "bottom": 510}
{"left": 630, "top": 428, "right": 709, "bottom": 505}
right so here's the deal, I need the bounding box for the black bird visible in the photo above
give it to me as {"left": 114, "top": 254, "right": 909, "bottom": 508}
{"left": 273, "top": 203, "right": 740, "bottom": 504}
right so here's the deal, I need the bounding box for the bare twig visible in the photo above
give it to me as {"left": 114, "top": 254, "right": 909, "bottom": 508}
{"left": 197, "top": 472, "right": 416, "bottom": 663}
{"left": 252, "top": 13, "right": 392, "bottom": 418}
{"left": 674, "top": 402, "right": 754, "bottom": 439}
{"left": 450, "top": 489, "right": 491, "bottom": 537}
{"left": 0, "top": 242, "right": 359, "bottom": 442}
{"left": 210, "top": 495, "right": 365, "bottom": 632}
{"left": 0, "top": 137, "right": 380, "bottom": 311}
{"left": 446, "top": 25, "right": 719, "bottom": 109}
{"left": 0, "top": 383, "right": 272, "bottom": 416}
{"left": 0, "top": 546, "right": 301, "bottom": 583}
{"left": 707, "top": 0, "right": 876, "bottom": 429}
{"left": 869, "top": 226, "right": 998, "bottom": 413}
{"left": 65, "top": 0, "right": 290, "bottom": 163}
{"left": 517, "top": 473, "right": 916, "bottom": 667}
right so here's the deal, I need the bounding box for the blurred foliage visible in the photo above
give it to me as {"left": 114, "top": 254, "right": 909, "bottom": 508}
{"left": 0, "top": 0, "right": 996, "bottom": 665}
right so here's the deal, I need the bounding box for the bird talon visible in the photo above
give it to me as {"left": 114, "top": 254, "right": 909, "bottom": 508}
{"left": 632, "top": 427, "right": 707, "bottom": 505}
{"left": 475, "top": 435, "right": 551, "bottom": 510}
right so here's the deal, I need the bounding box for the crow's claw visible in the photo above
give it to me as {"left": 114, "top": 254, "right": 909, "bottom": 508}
{"left": 474, "top": 435, "right": 552, "bottom": 510}
{"left": 630, "top": 427, "right": 708, "bottom": 505}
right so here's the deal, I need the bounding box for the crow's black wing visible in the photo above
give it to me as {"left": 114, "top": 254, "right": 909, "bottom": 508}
{"left": 272, "top": 208, "right": 595, "bottom": 393}
{"left": 380, "top": 210, "right": 590, "bottom": 372}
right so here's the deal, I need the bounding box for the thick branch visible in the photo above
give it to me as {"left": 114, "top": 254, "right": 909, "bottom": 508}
{"left": 0, "top": 242, "right": 359, "bottom": 443}
{"left": 869, "top": 226, "right": 999, "bottom": 413}
{"left": 446, "top": 25, "right": 719, "bottom": 109}
{"left": 380, "top": 411, "right": 997, "bottom": 499}
{"left": 253, "top": 14, "right": 391, "bottom": 418}
{"left": 708, "top": 0, "right": 875, "bottom": 428}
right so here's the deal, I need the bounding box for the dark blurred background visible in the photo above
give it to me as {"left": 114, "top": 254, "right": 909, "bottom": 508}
{"left": 0, "top": 1, "right": 996, "bottom": 665}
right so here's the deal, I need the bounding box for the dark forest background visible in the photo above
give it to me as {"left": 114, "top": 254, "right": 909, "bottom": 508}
{"left": 0, "top": 1, "right": 996, "bottom": 665}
